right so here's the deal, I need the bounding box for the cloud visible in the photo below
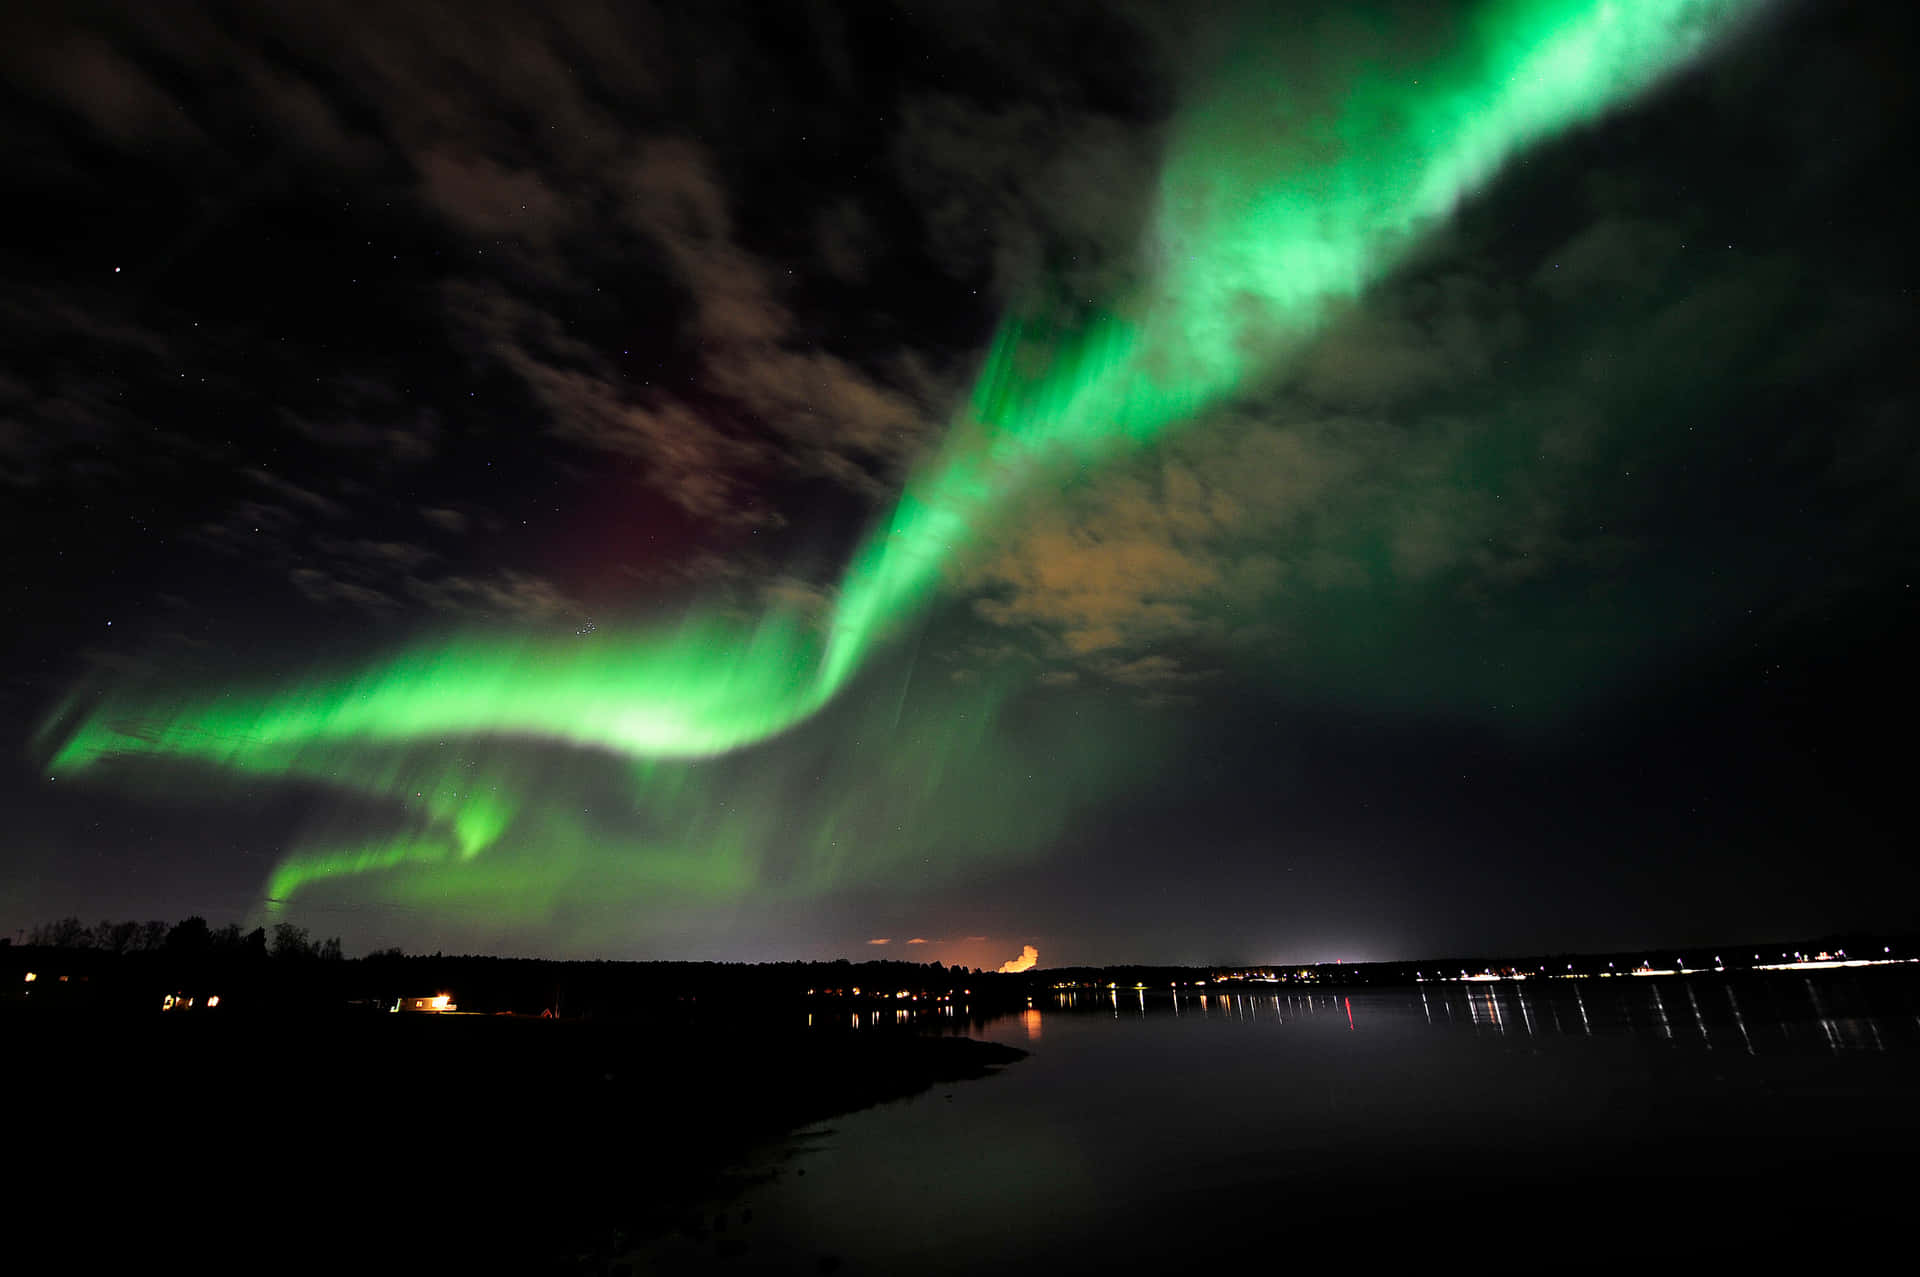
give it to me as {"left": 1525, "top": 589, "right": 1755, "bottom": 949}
{"left": 417, "top": 150, "right": 574, "bottom": 244}
{"left": 997, "top": 944, "right": 1039, "bottom": 973}
{"left": 445, "top": 280, "right": 762, "bottom": 524}
{"left": 622, "top": 138, "right": 931, "bottom": 493}
{"left": 866, "top": 937, "right": 891, "bottom": 945}
{"left": 815, "top": 198, "right": 874, "bottom": 283}
{"left": 2, "top": 33, "right": 205, "bottom": 148}
{"left": 282, "top": 409, "right": 439, "bottom": 464}
{"left": 9, "top": 1, "right": 930, "bottom": 531}
{"left": 906, "top": 937, "right": 929, "bottom": 944}
{"left": 962, "top": 378, "right": 1581, "bottom": 687}
{"left": 289, "top": 568, "right": 400, "bottom": 612}
{"left": 1093, "top": 655, "right": 1211, "bottom": 689}
{"left": 966, "top": 453, "right": 1256, "bottom": 662}
{"left": 317, "top": 538, "right": 437, "bottom": 572}
{"left": 246, "top": 470, "right": 350, "bottom": 520}
{"left": 0, "top": 288, "right": 185, "bottom": 488}
{"left": 405, "top": 570, "right": 583, "bottom": 623}
{"left": 893, "top": 93, "right": 1159, "bottom": 303}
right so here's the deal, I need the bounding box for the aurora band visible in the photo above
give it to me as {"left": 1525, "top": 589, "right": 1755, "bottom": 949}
{"left": 43, "top": 0, "right": 1766, "bottom": 903}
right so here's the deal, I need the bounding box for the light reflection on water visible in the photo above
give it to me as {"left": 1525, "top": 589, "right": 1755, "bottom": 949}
{"left": 998, "top": 974, "right": 1917, "bottom": 1055}
{"left": 640, "top": 975, "right": 1920, "bottom": 1273}
{"left": 984, "top": 977, "right": 1909, "bottom": 1049}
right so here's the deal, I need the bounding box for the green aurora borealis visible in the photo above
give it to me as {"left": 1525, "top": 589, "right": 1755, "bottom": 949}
{"left": 39, "top": 0, "right": 1768, "bottom": 940}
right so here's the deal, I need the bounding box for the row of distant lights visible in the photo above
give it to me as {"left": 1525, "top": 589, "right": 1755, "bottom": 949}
{"left": 1417, "top": 947, "right": 1898, "bottom": 981}
{"left": 22, "top": 972, "right": 223, "bottom": 1009}
{"left": 1050, "top": 980, "right": 1291, "bottom": 991}
{"left": 804, "top": 988, "right": 969, "bottom": 999}
{"left": 162, "top": 993, "right": 218, "bottom": 1010}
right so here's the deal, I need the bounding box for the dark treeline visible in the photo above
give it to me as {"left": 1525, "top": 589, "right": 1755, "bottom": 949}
{"left": 5, "top": 916, "right": 1030, "bottom": 1020}
{"left": 21, "top": 914, "right": 342, "bottom": 960}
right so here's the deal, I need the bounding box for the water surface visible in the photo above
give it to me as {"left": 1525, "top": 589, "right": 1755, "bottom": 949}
{"left": 637, "top": 975, "right": 1920, "bottom": 1273}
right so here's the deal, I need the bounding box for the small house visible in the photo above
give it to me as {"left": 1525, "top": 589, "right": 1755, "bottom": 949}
{"left": 391, "top": 994, "right": 456, "bottom": 1013}
{"left": 161, "top": 992, "right": 221, "bottom": 1011}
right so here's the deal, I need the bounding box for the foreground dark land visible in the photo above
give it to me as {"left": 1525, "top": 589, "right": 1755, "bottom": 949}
{"left": 4, "top": 1002, "right": 1022, "bottom": 1272}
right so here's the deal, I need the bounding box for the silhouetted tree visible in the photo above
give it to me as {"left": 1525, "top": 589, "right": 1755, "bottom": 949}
{"left": 31, "top": 917, "right": 92, "bottom": 948}
{"left": 318, "top": 936, "right": 344, "bottom": 961}
{"left": 243, "top": 927, "right": 268, "bottom": 959}
{"left": 270, "top": 922, "right": 314, "bottom": 960}
{"left": 165, "top": 916, "right": 212, "bottom": 954}
{"left": 92, "top": 919, "right": 145, "bottom": 953}
{"left": 211, "top": 922, "right": 245, "bottom": 950}
{"left": 139, "top": 921, "right": 168, "bottom": 951}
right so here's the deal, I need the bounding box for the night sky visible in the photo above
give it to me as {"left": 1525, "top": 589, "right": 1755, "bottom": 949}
{"left": 4, "top": 0, "right": 1915, "bottom": 967}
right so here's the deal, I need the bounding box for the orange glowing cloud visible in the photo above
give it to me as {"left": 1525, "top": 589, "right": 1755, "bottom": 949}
{"left": 906, "top": 937, "right": 929, "bottom": 944}
{"left": 997, "top": 944, "right": 1039, "bottom": 973}
{"left": 866, "top": 937, "right": 891, "bottom": 945}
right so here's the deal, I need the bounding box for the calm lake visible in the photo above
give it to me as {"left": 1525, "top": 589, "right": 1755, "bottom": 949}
{"left": 635, "top": 973, "right": 1919, "bottom": 1273}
